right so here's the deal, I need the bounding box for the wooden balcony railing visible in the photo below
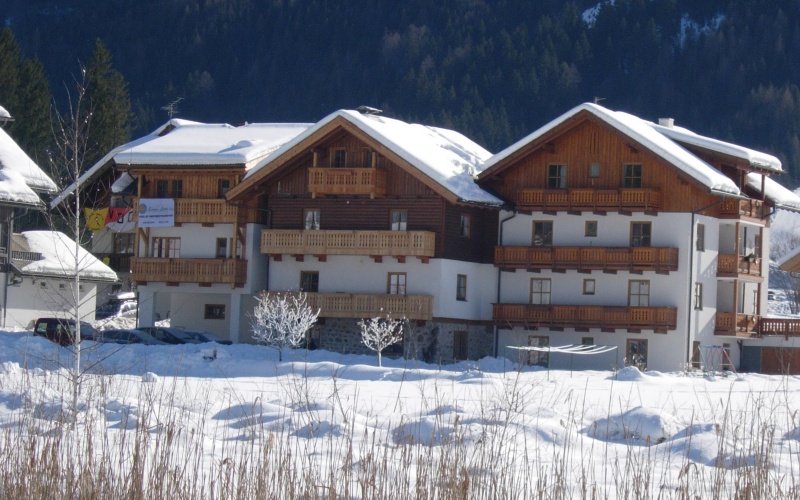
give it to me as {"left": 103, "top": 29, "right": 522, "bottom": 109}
{"left": 268, "top": 292, "right": 433, "bottom": 321}
{"left": 717, "top": 254, "right": 762, "bottom": 277}
{"left": 715, "top": 312, "right": 758, "bottom": 336}
{"left": 133, "top": 199, "right": 237, "bottom": 224}
{"left": 261, "top": 230, "right": 436, "bottom": 257}
{"left": 131, "top": 257, "right": 247, "bottom": 286}
{"left": 493, "top": 304, "right": 677, "bottom": 332}
{"left": 517, "top": 188, "right": 660, "bottom": 213}
{"left": 759, "top": 317, "right": 800, "bottom": 339}
{"left": 495, "top": 246, "right": 678, "bottom": 272}
{"left": 308, "top": 168, "right": 387, "bottom": 198}
{"left": 719, "top": 198, "right": 767, "bottom": 221}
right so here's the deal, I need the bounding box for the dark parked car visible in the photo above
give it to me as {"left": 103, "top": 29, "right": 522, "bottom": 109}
{"left": 33, "top": 318, "right": 98, "bottom": 346}
{"left": 95, "top": 329, "right": 167, "bottom": 345}
{"left": 138, "top": 326, "right": 232, "bottom": 345}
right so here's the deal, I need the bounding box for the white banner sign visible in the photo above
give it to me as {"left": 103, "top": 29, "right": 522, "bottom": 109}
{"left": 137, "top": 198, "right": 175, "bottom": 227}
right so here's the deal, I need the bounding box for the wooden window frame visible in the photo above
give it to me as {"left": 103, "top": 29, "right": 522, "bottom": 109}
{"left": 453, "top": 331, "right": 469, "bottom": 361}
{"left": 585, "top": 220, "right": 598, "bottom": 237}
{"left": 300, "top": 271, "right": 319, "bottom": 293}
{"left": 581, "top": 336, "right": 594, "bottom": 346}
{"left": 218, "top": 179, "right": 231, "bottom": 198}
{"left": 583, "top": 279, "right": 595, "bottom": 295}
{"left": 171, "top": 179, "right": 183, "bottom": 198}
{"left": 623, "top": 164, "right": 643, "bottom": 188}
{"left": 156, "top": 180, "right": 169, "bottom": 198}
{"left": 626, "top": 338, "right": 648, "bottom": 370}
{"left": 460, "top": 214, "right": 471, "bottom": 238}
{"left": 152, "top": 237, "right": 181, "bottom": 258}
{"left": 628, "top": 280, "right": 650, "bottom": 307}
{"left": 387, "top": 272, "right": 407, "bottom": 295}
{"left": 204, "top": 304, "right": 226, "bottom": 320}
{"left": 694, "top": 282, "right": 703, "bottom": 310}
{"left": 113, "top": 233, "right": 135, "bottom": 254}
{"left": 332, "top": 148, "right": 347, "bottom": 168}
{"left": 530, "top": 278, "right": 551, "bottom": 305}
{"left": 630, "top": 222, "right": 652, "bottom": 247}
{"left": 390, "top": 209, "right": 408, "bottom": 231}
{"left": 456, "top": 274, "right": 467, "bottom": 301}
{"left": 362, "top": 148, "right": 375, "bottom": 168}
{"left": 527, "top": 335, "right": 549, "bottom": 367}
{"left": 532, "top": 221, "right": 553, "bottom": 246}
{"left": 547, "top": 164, "right": 567, "bottom": 189}
{"left": 215, "top": 238, "right": 228, "bottom": 258}
{"left": 696, "top": 223, "right": 705, "bottom": 251}
{"left": 303, "top": 209, "right": 321, "bottom": 230}
{"left": 588, "top": 163, "right": 600, "bottom": 178}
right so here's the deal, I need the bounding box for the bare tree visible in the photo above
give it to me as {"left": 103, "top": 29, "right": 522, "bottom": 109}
{"left": 251, "top": 292, "right": 319, "bottom": 361}
{"left": 358, "top": 316, "right": 405, "bottom": 367}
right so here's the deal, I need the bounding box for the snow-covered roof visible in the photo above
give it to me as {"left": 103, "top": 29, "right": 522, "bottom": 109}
{"left": 653, "top": 122, "right": 781, "bottom": 172}
{"left": 0, "top": 106, "right": 11, "bottom": 120}
{"left": 746, "top": 173, "right": 800, "bottom": 212}
{"left": 113, "top": 122, "right": 313, "bottom": 168}
{"left": 480, "top": 103, "right": 742, "bottom": 196}
{"left": 0, "top": 127, "right": 57, "bottom": 195}
{"left": 244, "top": 110, "right": 504, "bottom": 206}
{"left": 0, "top": 168, "right": 43, "bottom": 208}
{"left": 14, "top": 231, "right": 118, "bottom": 282}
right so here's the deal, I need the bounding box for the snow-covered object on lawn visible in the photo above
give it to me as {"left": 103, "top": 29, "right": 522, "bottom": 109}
{"left": 0, "top": 127, "right": 57, "bottom": 195}
{"left": 481, "top": 102, "right": 741, "bottom": 196}
{"left": 0, "top": 168, "right": 41, "bottom": 207}
{"left": 15, "top": 230, "right": 118, "bottom": 282}
{"left": 585, "top": 406, "right": 683, "bottom": 444}
{"left": 245, "top": 110, "right": 504, "bottom": 206}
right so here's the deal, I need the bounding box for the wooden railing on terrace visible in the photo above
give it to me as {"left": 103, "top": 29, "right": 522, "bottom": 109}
{"left": 267, "top": 292, "right": 433, "bottom": 321}
{"left": 308, "top": 168, "right": 387, "bottom": 198}
{"left": 493, "top": 304, "right": 677, "bottom": 331}
{"left": 131, "top": 257, "right": 247, "bottom": 286}
{"left": 261, "top": 230, "right": 435, "bottom": 257}
{"left": 716, "top": 313, "right": 800, "bottom": 338}
{"left": 719, "top": 198, "right": 767, "bottom": 221}
{"left": 717, "top": 254, "right": 762, "bottom": 277}
{"left": 133, "top": 199, "right": 237, "bottom": 224}
{"left": 495, "top": 246, "right": 678, "bottom": 272}
{"left": 517, "top": 188, "right": 660, "bottom": 213}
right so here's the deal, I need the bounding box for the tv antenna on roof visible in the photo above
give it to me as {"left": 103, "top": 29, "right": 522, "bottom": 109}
{"left": 161, "top": 97, "right": 184, "bottom": 119}
{"left": 593, "top": 96, "right": 606, "bottom": 104}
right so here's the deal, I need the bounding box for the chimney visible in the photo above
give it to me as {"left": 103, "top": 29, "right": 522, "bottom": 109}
{"left": 658, "top": 118, "right": 674, "bottom": 128}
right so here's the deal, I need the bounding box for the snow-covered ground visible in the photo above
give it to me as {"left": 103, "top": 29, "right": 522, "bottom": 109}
{"left": 0, "top": 325, "right": 798, "bottom": 498}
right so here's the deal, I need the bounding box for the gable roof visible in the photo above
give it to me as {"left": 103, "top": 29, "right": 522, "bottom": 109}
{"left": 0, "top": 168, "right": 42, "bottom": 208}
{"left": 747, "top": 173, "right": 800, "bottom": 212}
{"left": 232, "top": 110, "right": 503, "bottom": 206}
{"left": 479, "top": 102, "right": 742, "bottom": 196}
{"left": 12, "top": 231, "right": 118, "bottom": 282}
{"left": 0, "top": 127, "right": 57, "bottom": 196}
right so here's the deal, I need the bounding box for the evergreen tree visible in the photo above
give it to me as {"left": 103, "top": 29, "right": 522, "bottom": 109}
{"left": 12, "top": 58, "right": 53, "bottom": 163}
{"left": 0, "top": 27, "right": 21, "bottom": 113}
{"left": 84, "top": 39, "right": 135, "bottom": 168}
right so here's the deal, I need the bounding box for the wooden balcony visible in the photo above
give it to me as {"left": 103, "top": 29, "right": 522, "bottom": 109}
{"left": 517, "top": 188, "right": 660, "bottom": 213}
{"left": 261, "top": 230, "right": 435, "bottom": 258}
{"left": 493, "top": 304, "right": 677, "bottom": 332}
{"left": 269, "top": 292, "right": 433, "bottom": 321}
{"left": 714, "top": 312, "right": 758, "bottom": 336}
{"left": 717, "top": 254, "right": 762, "bottom": 278}
{"left": 96, "top": 253, "right": 133, "bottom": 273}
{"left": 308, "top": 168, "right": 387, "bottom": 198}
{"left": 759, "top": 317, "right": 800, "bottom": 339}
{"left": 719, "top": 198, "right": 767, "bottom": 221}
{"left": 495, "top": 246, "right": 678, "bottom": 273}
{"left": 131, "top": 257, "right": 247, "bottom": 286}
{"left": 133, "top": 199, "right": 237, "bottom": 224}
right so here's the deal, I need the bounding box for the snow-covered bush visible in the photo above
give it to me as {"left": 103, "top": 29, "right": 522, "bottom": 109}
{"left": 358, "top": 316, "right": 405, "bottom": 367}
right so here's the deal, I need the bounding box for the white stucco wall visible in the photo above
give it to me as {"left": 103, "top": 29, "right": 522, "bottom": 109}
{"left": 2, "top": 276, "right": 98, "bottom": 329}
{"left": 142, "top": 224, "right": 236, "bottom": 259}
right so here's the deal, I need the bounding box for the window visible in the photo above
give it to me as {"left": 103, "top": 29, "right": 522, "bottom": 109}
{"left": 583, "top": 279, "right": 595, "bottom": 295}
{"left": 630, "top": 222, "right": 651, "bottom": 247}
{"left": 303, "top": 209, "right": 321, "bottom": 230}
{"left": 300, "top": 271, "right": 319, "bottom": 293}
{"left": 333, "top": 148, "right": 347, "bottom": 168}
{"left": 156, "top": 179, "right": 182, "bottom": 198}
{"left": 156, "top": 180, "right": 169, "bottom": 198}
{"left": 453, "top": 331, "right": 468, "bottom": 361}
{"left": 588, "top": 163, "right": 600, "bottom": 178}
{"left": 626, "top": 339, "right": 648, "bottom": 370}
{"left": 527, "top": 335, "right": 549, "bottom": 367}
{"left": 152, "top": 237, "right": 180, "bottom": 258}
{"left": 362, "top": 148, "right": 374, "bottom": 168}
{"left": 694, "top": 282, "right": 703, "bottom": 310}
{"left": 456, "top": 274, "right": 467, "bottom": 301}
{"left": 216, "top": 238, "right": 228, "bottom": 258}
{"left": 547, "top": 164, "right": 567, "bottom": 189}
{"left": 204, "top": 304, "right": 226, "bottom": 320}
{"left": 114, "top": 233, "right": 135, "bottom": 254}
{"left": 696, "top": 224, "right": 705, "bottom": 251}
{"left": 388, "top": 272, "right": 407, "bottom": 295}
{"left": 628, "top": 280, "right": 650, "bottom": 307}
{"left": 390, "top": 210, "right": 407, "bottom": 231}
{"left": 530, "top": 278, "right": 551, "bottom": 305}
{"left": 581, "top": 337, "right": 594, "bottom": 346}
{"left": 585, "top": 220, "right": 598, "bottom": 237}
{"left": 171, "top": 180, "right": 183, "bottom": 198}
{"left": 532, "top": 221, "right": 553, "bottom": 246}
{"left": 218, "top": 179, "right": 231, "bottom": 198}
{"left": 460, "top": 214, "right": 471, "bottom": 237}
{"left": 623, "top": 164, "right": 642, "bottom": 188}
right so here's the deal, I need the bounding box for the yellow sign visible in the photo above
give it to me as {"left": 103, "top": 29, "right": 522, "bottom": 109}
{"left": 84, "top": 208, "right": 109, "bottom": 232}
